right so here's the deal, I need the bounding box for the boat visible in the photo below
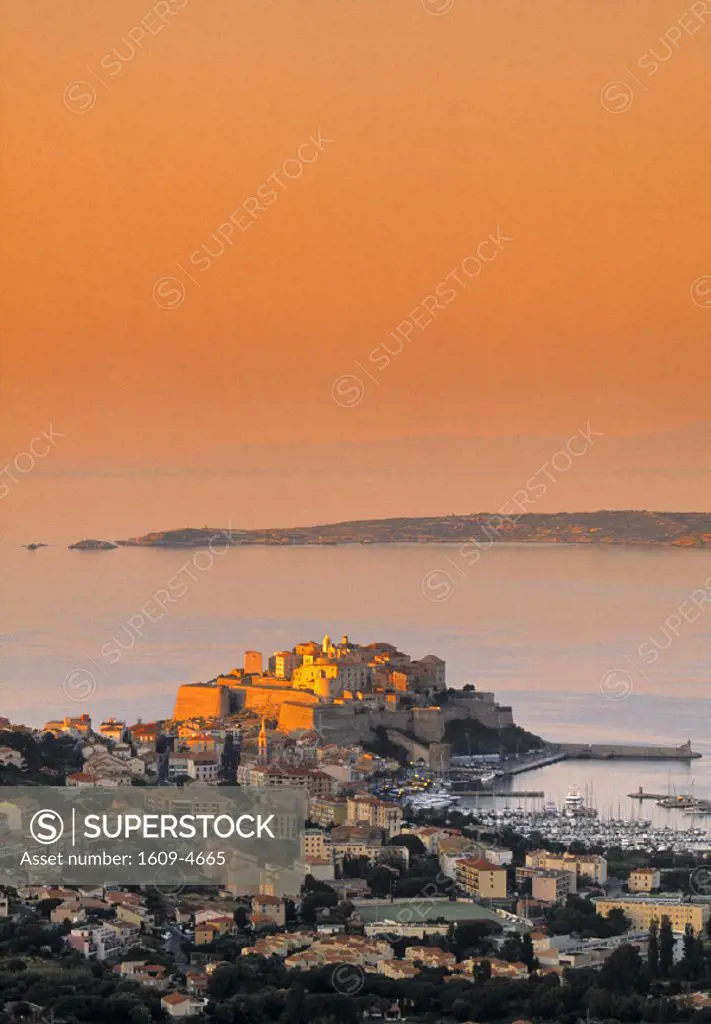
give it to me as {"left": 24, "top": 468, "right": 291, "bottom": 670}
{"left": 562, "top": 785, "right": 598, "bottom": 819}
{"left": 406, "top": 781, "right": 461, "bottom": 811}
{"left": 657, "top": 794, "right": 698, "bottom": 810}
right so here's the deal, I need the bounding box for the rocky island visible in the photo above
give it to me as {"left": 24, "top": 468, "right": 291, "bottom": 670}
{"left": 68, "top": 539, "right": 118, "bottom": 550}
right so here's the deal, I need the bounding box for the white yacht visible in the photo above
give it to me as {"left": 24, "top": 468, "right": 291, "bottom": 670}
{"left": 562, "top": 785, "right": 597, "bottom": 819}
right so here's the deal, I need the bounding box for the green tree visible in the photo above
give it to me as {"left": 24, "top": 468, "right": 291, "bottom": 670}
{"left": 301, "top": 890, "right": 337, "bottom": 925}
{"left": 659, "top": 915, "right": 674, "bottom": 978}
{"left": 388, "top": 834, "right": 426, "bottom": 856}
{"left": 520, "top": 932, "right": 538, "bottom": 973}
{"left": 366, "top": 865, "right": 396, "bottom": 899}
{"left": 680, "top": 923, "right": 704, "bottom": 981}
{"left": 499, "top": 934, "right": 523, "bottom": 962}
{"left": 598, "top": 943, "right": 642, "bottom": 994}
{"left": 473, "top": 959, "right": 491, "bottom": 983}
{"left": 648, "top": 917, "right": 659, "bottom": 978}
{"left": 234, "top": 906, "right": 249, "bottom": 929}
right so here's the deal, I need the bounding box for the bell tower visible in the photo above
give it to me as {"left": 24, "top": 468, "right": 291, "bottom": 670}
{"left": 258, "top": 715, "right": 268, "bottom": 764}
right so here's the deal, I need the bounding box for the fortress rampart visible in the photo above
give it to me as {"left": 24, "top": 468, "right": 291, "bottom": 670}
{"left": 311, "top": 696, "right": 513, "bottom": 745}
{"left": 173, "top": 683, "right": 229, "bottom": 721}
{"left": 172, "top": 673, "right": 514, "bottom": 745}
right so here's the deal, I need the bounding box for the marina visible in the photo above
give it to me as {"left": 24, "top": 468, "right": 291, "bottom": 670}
{"left": 398, "top": 784, "right": 711, "bottom": 854}
{"left": 375, "top": 748, "right": 711, "bottom": 846}
{"left": 406, "top": 778, "right": 711, "bottom": 854}
{"left": 392, "top": 756, "right": 711, "bottom": 851}
{"left": 458, "top": 804, "right": 711, "bottom": 855}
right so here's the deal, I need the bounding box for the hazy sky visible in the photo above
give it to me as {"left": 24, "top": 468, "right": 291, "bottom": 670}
{"left": 2, "top": 0, "right": 710, "bottom": 526}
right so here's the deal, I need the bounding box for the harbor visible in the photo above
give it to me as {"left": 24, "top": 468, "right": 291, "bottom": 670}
{"left": 470, "top": 765, "right": 711, "bottom": 843}
{"left": 398, "top": 777, "right": 711, "bottom": 854}
{"left": 442, "top": 742, "right": 704, "bottom": 794}
{"left": 385, "top": 738, "right": 711, "bottom": 851}
{"left": 404, "top": 782, "right": 711, "bottom": 854}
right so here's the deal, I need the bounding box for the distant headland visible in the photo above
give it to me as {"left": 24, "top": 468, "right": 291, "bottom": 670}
{"left": 69, "top": 511, "right": 711, "bottom": 550}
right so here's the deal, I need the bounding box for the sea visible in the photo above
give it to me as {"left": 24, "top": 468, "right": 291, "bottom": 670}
{"left": 1, "top": 540, "right": 709, "bottom": 832}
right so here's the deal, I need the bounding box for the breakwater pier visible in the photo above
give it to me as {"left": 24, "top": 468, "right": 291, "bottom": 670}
{"left": 452, "top": 788, "right": 545, "bottom": 798}
{"left": 491, "top": 741, "right": 702, "bottom": 783}
{"left": 627, "top": 788, "right": 711, "bottom": 813}
{"left": 558, "top": 740, "right": 701, "bottom": 761}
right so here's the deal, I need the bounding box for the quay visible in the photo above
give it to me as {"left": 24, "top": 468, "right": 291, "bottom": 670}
{"left": 474, "top": 740, "right": 704, "bottom": 785}
{"left": 558, "top": 740, "right": 701, "bottom": 761}
{"left": 491, "top": 790, "right": 544, "bottom": 798}
{"left": 628, "top": 788, "right": 711, "bottom": 811}
{"left": 452, "top": 789, "right": 545, "bottom": 798}
{"left": 495, "top": 741, "right": 701, "bottom": 783}
{"left": 628, "top": 789, "right": 683, "bottom": 801}
{"left": 501, "top": 751, "right": 567, "bottom": 776}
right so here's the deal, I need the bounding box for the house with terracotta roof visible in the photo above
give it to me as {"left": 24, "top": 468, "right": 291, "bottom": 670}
{"left": 458, "top": 957, "right": 529, "bottom": 979}
{"left": 438, "top": 836, "right": 481, "bottom": 878}
{"left": 629, "top": 866, "right": 661, "bottom": 892}
{"left": 251, "top": 893, "right": 285, "bottom": 927}
{"left": 455, "top": 856, "right": 508, "bottom": 899}
{"left": 377, "top": 959, "right": 420, "bottom": 980}
{"left": 241, "top": 932, "right": 315, "bottom": 958}
{"left": 66, "top": 771, "right": 112, "bottom": 788}
{"left": 105, "top": 890, "right": 142, "bottom": 906}
{"left": 161, "top": 992, "right": 205, "bottom": 1018}
{"left": 185, "top": 970, "right": 210, "bottom": 995}
{"left": 116, "top": 900, "right": 155, "bottom": 929}
{"left": 195, "top": 916, "right": 234, "bottom": 945}
{"left": 194, "top": 905, "right": 233, "bottom": 926}
{"left": 51, "top": 899, "right": 85, "bottom": 925}
{"left": 118, "top": 960, "right": 169, "bottom": 989}
{"left": 404, "top": 946, "right": 456, "bottom": 970}
{"left": 128, "top": 722, "right": 162, "bottom": 748}
{"left": 284, "top": 935, "right": 392, "bottom": 970}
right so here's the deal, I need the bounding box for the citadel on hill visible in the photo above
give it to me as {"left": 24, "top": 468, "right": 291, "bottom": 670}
{"left": 173, "top": 633, "right": 515, "bottom": 762}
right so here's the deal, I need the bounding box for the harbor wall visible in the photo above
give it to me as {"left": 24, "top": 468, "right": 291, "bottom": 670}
{"left": 560, "top": 741, "right": 700, "bottom": 760}
{"left": 172, "top": 679, "right": 515, "bottom": 745}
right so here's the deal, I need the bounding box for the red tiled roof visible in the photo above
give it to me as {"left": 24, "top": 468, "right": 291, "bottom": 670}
{"left": 458, "top": 856, "right": 504, "bottom": 871}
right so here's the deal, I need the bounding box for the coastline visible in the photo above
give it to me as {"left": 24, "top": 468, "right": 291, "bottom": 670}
{"left": 59, "top": 510, "right": 711, "bottom": 550}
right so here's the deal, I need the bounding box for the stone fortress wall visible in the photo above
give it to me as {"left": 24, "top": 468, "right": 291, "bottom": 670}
{"left": 172, "top": 636, "right": 514, "bottom": 746}
{"left": 173, "top": 681, "right": 512, "bottom": 742}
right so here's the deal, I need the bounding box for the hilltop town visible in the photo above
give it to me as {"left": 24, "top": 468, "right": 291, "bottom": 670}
{"left": 172, "top": 633, "right": 521, "bottom": 766}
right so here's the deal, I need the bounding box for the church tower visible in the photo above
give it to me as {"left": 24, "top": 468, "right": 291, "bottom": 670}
{"left": 258, "top": 715, "right": 268, "bottom": 764}
{"left": 322, "top": 633, "right": 331, "bottom": 654}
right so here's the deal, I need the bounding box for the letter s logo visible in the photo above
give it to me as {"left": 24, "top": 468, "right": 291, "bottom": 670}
{"left": 30, "top": 809, "right": 65, "bottom": 845}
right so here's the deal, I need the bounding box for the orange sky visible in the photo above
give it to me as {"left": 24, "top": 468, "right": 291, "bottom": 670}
{"left": 2, "top": 0, "right": 710, "bottom": 514}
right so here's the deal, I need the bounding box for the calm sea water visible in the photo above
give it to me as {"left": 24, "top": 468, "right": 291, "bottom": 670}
{"left": 1, "top": 542, "right": 709, "bottom": 826}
